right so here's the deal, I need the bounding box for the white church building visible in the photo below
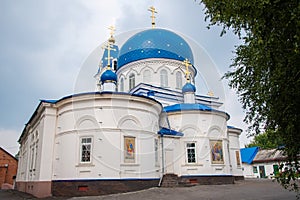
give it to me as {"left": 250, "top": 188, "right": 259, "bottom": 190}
{"left": 16, "top": 8, "right": 243, "bottom": 198}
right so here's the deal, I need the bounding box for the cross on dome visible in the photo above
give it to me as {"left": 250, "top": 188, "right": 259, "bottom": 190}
{"left": 148, "top": 6, "right": 157, "bottom": 28}
{"left": 183, "top": 58, "right": 192, "bottom": 82}
{"left": 108, "top": 25, "right": 116, "bottom": 37}
{"left": 102, "top": 25, "right": 117, "bottom": 69}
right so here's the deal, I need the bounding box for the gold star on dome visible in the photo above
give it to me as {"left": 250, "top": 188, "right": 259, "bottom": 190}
{"left": 207, "top": 91, "right": 214, "bottom": 97}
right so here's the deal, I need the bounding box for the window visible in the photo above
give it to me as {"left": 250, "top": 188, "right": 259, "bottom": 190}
{"left": 119, "top": 78, "right": 124, "bottom": 92}
{"left": 160, "top": 69, "right": 168, "bottom": 87}
{"left": 143, "top": 69, "right": 151, "bottom": 83}
{"left": 129, "top": 73, "right": 135, "bottom": 90}
{"left": 112, "top": 59, "right": 117, "bottom": 71}
{"left": 176, "top": 71, "right": 182, "bottom": 89}
{"left": 186, "top": 142, "right": 196, "bottom": 163}
{"left": 253, "top": 166, "right": 258, "bottom": 173}
{"left": 81, "top": 137, "right": 92, "bottom": 163}
{"left": 273, "top": 165, "right": 279, "bottom": 175}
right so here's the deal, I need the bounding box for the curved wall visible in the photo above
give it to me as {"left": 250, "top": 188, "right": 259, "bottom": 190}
{"left": 52, "top": 93, "right": 162, "bottom": 180}
{"left": 165, "top": 110, "right": 231, "bottom": 176}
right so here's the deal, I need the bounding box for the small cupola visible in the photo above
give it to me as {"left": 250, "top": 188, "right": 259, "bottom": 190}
{"left": 182, "top": 82, "right": 196, "bottom": 93}
{"left": 182, "top": 59, "right": 196, "bottom": 103}
{"left": 100, "top": 26, "right": 118, "bottom": 92}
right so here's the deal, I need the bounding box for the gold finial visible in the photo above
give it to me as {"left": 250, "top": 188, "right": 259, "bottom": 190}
{"left": 148, "top": 6, "right": 157, "bottom": 28}
{"left": 183, "top": 58, "right": 192, "bottom": 82}
{"left": 207, "top": 91, "right": 214, "bottom": 97}
{"left": 102, "top": 26, "right": 116, "bottom": 69}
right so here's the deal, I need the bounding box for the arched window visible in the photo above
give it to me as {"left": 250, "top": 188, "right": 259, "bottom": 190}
{"left": 129, "top": 73, "right": 135, "bottom": 90}
{"left": 160, "top": 69, "right": 168, "bottom": 87}
{"left": 176, "top": 71, "right": 182, "bottom": 89}
{"left": 112, "top": 59, "right": 118, "bottom": 71}
{"left": 143, "top": 69, "right": 151, "bottom": 83}
{"left": 119, "top": 77, "right": 124, "bottom": 92}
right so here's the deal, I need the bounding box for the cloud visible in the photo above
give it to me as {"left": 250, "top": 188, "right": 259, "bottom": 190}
{"left": 0, "top": 0, "right": 122, "bottom": 126}
{"left": 0, "top": 128, "right": 20, "bottom": 156}
{"left": 0, "top": 0, "right": 247, "bottom": 153}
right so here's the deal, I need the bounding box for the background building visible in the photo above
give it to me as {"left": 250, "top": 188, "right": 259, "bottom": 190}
{"left": 240, "top": 147, "right": 287, "bottom": 179}
{"left": 0, "top": 147, "right": 18, "bottom": 189}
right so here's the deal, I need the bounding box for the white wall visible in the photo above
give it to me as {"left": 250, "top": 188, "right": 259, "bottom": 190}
{"left": 17, "top": 103, "right": 56, "bottom": 182}
{"left": 52, "top": 93, "right": 162, "bottom": 180}
{"left": 165, "top": 110, "right": 232, "bottom": 176}
{"left": 228, "top": 130, "right": 243, "bottom": 177}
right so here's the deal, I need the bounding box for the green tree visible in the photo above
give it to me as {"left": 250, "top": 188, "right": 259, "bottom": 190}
{"left": 246, "top": 130, "right": 283, "bottom": 149}
{"left": 198, "top": 0, "right": 299, "bottom": 194}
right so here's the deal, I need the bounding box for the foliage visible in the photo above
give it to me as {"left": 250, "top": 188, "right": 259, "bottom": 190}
{"left": 198, "top": 0, "right": 300, "bottom": 195}
{"left": 246, "top": 130, "right": 283, "bottom": 149}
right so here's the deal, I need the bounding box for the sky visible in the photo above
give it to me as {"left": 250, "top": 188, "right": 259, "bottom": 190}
{"left": 0, "top": 0, "right": 251, "bottom": 155}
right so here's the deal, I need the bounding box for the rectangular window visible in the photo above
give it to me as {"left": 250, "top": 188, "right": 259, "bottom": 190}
{"left": 273, "top": 165, "right": 279, "bottom": 175}
{"left": 81, "top": 137, "right": 92, "bottom": 163}
{"left": 253, "top": 166, "right": 258, "bottom": 173}
{"left": 186, "top": 142, "right": 196, "bottom": 163}
{"left": 124, "top": 136, "right": 135, "bottom": 163}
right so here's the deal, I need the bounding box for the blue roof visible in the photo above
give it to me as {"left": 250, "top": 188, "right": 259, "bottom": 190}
{"left": 164, "top": 103, "right": 212, "bottom": 113}
{"left": 158, "top": 127, "right": 184, "bottom": 137}
{"left": 41, "top": 99, "right": 57, "bottom": 104}
{"left": 227, "top": 125, "right": 243, "bottom": 132}
{"left": 118, "top": 28, "right": 194, "bottom": 69}
{"left": 182, "top": 82, "right": 196, "bottom": 93}
{"left": 101, "top": 44, "right": 119, "bottom": 68}
{"left": 240, "top": 147, "right": 259, "bottom": 164}
{"left": 100, "top": 69, "right": 117, "bottom": 83}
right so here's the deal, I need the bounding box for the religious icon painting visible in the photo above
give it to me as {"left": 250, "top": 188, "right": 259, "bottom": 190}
{"left": 235, "top": 150, "right": 241, "bottom": 166}
{"left": 124, "top": 136, "right": 135, "bottom": 163}
{"left": 210, "top": 140, "right": 224, "bottom": 164}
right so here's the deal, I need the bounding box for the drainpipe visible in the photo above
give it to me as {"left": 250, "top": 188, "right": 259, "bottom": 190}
{"left": 158, "top": 134, "right": 164, "bottom": 187}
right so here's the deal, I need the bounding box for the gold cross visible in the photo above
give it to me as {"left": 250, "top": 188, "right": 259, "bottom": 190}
{"left": 183, "top": 58, "right": 191, "bottom": 82}
{"left": 148, "top": 6, "right": 157, "bottom": 28}
{"left": 102, "top": 42, "right": 116, "bottom": 69}
{"left": 102, "top": 26, "right": 117, "bottom": 69}
{"left": 108, "top": 25, "right": 115, "bottom": 38}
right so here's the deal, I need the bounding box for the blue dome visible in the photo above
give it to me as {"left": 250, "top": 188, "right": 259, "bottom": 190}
{"left": 118, "top": 28, "right": 194, "bottom": 69}
{"left": 182, "top": 82, "right": 196, "bottom": 93}
{"left": 100, "top": 69, "right": 117, "bottom": 83}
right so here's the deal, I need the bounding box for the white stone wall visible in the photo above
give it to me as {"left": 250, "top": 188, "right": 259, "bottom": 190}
{"left": 242, "top": 163, "right": 258, "bottom": 178}
{"left": 52, "top": 93, "right": 162, "bottom": 180}
{"left": 16, "top": 103, "right": 56, "bottom": 182}
{"left": 228, "top": 129, "right": 243, "bottom": 177}
{"left": 165, "top": 110, "right": 231, "bottom": 176}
